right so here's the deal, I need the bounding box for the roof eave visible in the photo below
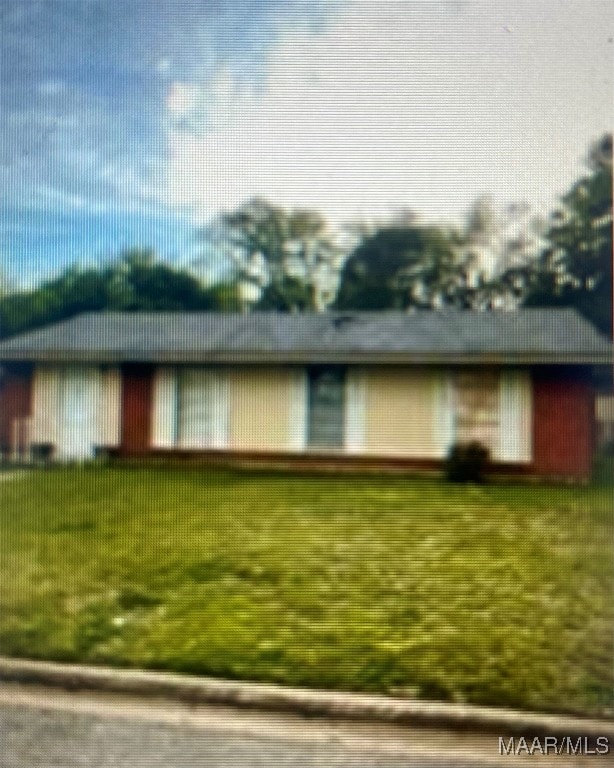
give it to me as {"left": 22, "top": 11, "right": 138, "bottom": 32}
{"left": 1, "top": 351, "right": 612, "bottom": 365}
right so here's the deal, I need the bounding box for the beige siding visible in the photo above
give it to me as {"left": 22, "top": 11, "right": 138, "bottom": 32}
{"left": 364, "top": 368, "right": 440, "bottom": 456}
{"left": 31, "top": 364, "right": 60, "bottom": 445}
{"left": 229, "top": 367, "right": 295, "bottom": 451}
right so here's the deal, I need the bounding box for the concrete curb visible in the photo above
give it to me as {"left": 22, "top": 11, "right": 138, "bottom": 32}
{"left": 0, "top": 657, "right": 612, "bottom": 739}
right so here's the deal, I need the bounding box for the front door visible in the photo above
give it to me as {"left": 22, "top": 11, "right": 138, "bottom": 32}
{"left": 121, "top": 365, "right": 153, "bottom": 454}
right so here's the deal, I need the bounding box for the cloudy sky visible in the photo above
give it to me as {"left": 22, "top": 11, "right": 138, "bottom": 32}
{"left": 1, "top": 1, "right": 612, "bottom": 286}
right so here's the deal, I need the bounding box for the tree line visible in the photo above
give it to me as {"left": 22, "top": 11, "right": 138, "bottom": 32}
{"left": 1, "top": 133, "right": 611, "bottom": 339}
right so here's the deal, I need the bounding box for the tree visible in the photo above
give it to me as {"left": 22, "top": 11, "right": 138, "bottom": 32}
{"left": 0, "top": 249, "right": 223, "bottom": 339}
{"left": 457, "top": 195, "right": 545, "bottom": 310}
{"left": 201, "top": 198, "right": 345, "bottom": 312}
{"left": 0, "top": 268, "right": 10, "bottom": 298}
{"left": 335, "top": 225, "right": 462, "bottom": 311}
{"left": 336, "top": 201, "right": 547, "bottom": 313}
{"left": 523, "top": 133, "right": 613, "bottom": 337}
{"left": 104, "top": 249, "right": 219, "bottom": 311}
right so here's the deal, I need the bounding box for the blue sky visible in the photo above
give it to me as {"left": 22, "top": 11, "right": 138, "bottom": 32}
{"left": 1, "top": 0, "right": 330, "bottom": 286}
{"left": 1, "top": 1, "right": 611, "bottom": 288}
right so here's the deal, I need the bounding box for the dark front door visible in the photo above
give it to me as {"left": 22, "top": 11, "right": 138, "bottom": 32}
{"left": 120, "top": 364, "right": 154, "bottom": 454}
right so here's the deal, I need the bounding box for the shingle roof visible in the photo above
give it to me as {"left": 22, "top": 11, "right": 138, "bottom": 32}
{"left": 0, "top": 310, "right": 611, "bottom": 364}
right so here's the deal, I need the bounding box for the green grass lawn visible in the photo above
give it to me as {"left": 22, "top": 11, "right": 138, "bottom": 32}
{"left": 0, "top": 465, "right": 612, "bottom": 716}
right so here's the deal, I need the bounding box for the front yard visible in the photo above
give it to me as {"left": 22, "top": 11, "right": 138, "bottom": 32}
{"left": 0, "top": 465, "right": 612, "bottom": 716}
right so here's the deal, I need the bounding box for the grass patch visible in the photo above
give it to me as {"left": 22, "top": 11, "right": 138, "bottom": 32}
{"left": 0, "top": 465, "right": 612, "bottom": 716}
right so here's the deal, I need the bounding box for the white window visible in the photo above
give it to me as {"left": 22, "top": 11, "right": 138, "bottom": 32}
{"left": 290, "top": 366, "right": 365, "bottom": 452}
{"left": 307, "top": 366, "right": 346, "bottom": 448}
{"left": 177, "top": 368, "right": 228, "bottom": 449}
{"left": 31, "top": 364, "right": 121, "bottom": 459}
{"left": 56, "top": 365, "right": 103, "bottom": 460}
{"left": 151, "top": 366, "right": 228, "bottom": 450}
{"left": 453, "top": 370, "right": 501, "bottom": 456}
{"left": 437, "top": 368, "right": 532, "bottom": 463}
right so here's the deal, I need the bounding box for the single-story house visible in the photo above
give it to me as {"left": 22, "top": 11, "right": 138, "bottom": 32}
{"left": 0, "top": 309, "right": 611, "bottom": 480}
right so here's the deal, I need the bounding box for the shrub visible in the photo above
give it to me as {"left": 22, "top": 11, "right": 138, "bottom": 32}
{"left": 601, "top": 439, "right": 614, "bottom": 457}
{"left": 30, "top": 442, "right": 55, "bottom": 464}
{"left": 445, "top": 441, "right": 490, "bottom": 483}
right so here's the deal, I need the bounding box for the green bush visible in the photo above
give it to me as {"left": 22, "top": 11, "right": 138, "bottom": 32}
{"left": 601, "top": 439, "right": 614, "bottom": 457}
{"left": 445, "top": 441, "right": 490, "bottom": 483}
{"left": 30, "top": 443, "right": 55, "bottom": 464}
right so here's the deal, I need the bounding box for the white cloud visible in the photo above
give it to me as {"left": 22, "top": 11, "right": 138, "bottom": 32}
{"left": 38, "top": 78, "right": 67, "bottom": 96}
{"left": 168, "top": 1, "right": 612, "bottom": 228}
{"left": 166, "top": 82, "right": 201, "bottom": 117}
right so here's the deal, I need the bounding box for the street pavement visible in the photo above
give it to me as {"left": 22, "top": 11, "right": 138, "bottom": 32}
{"left": 0, "top": 684, "right": 606, "bottom": 767}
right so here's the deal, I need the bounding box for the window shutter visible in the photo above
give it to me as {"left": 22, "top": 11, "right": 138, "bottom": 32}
{"left": 433, "top": 371, "right": 454, "bottom": 456}
{"left": 499, "top": 370, "right": 532, "bottom": 462}
{"left": 151, "top": 366, "right": 177, "bottom": 448}
{"left": 87, "top": 366, "right": 104, "bottom": 449}
{"left": 288, "top": 368, "right": 307, "bottom": 451}
{"left": 211, "top": 370, "right": 229, "bottom": 449}
{"left": 100, "top": 367, "right": 121, "bottom": 447}
{"left": 345, "top": 367, "right": 366, "bottom": 452}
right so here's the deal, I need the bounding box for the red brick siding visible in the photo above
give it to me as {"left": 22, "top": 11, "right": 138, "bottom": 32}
{"left": 533, "top": 371, "right": 595, "bottom": 480}
{"left": 0, "top": 367, "right": 32, "bottom": 452}
{"left": 120, "top": 364, "right": 154, "bottom": 454}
